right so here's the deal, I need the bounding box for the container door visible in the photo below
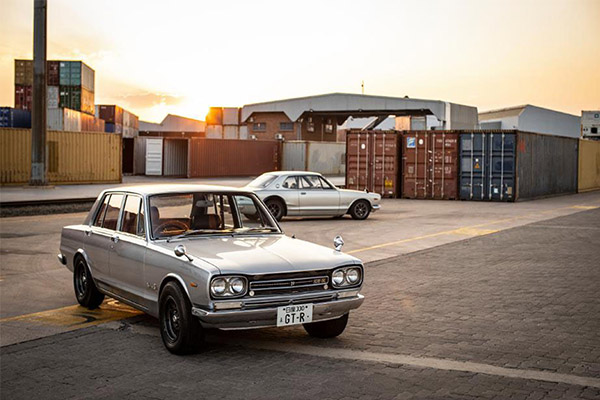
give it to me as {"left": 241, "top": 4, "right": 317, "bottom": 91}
{"left": 402, "top": 132, "right": 429, "bottom": 198}
{"left": 430, "top": 132, "right": 459, "bottom": 200}
{"left": 145, "top": 138, "right": 163, "bottom": 176}
{"left": 489, "top": 132, "right": 515, "bottom": 201}
{"left": 459, "top": 132, "right": 486, "bottom": 200}
{"left": 372, "top": 132, "right": 398, "bottom": 198}
{"left": 282, "top": 141, "right": 306, "bottom": 171}
{"left": 346, "top": 132, "right": 371, "bottom": 191}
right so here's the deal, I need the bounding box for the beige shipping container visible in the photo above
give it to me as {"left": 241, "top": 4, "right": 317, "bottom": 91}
{"left": 578, "top": 139, "right": 600, "bottom": 193}
{"left": 1, "top": 128, "right": 121, "bottom": 185}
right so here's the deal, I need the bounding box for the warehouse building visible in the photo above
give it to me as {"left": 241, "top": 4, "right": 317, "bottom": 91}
{"left": 240, "top": 93, "right": 478, "bottom": 141}
{"left": 479, "top": 105, "right": 581, "bottom": 138}
{"left": 139, "top": 114, "right": 206, "bottom": 135}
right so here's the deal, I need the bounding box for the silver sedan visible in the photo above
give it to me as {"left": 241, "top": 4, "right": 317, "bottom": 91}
{"left": 245, "top": 171, "right": 381, "bottom": 221}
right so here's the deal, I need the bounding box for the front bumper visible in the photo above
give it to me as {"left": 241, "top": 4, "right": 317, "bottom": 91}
{"left": 371, "top": 204, "right": 381, "bottom": 212}
{"left": 192, "top": 293, "right": 364, "bottom": 329}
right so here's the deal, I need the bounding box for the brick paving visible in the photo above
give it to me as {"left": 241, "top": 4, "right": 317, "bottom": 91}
{"left": 2, "top": 209, "right": 600, "bottom": 399}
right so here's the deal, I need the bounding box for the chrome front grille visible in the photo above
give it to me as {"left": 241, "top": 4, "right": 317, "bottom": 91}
{"left": 249, "top": 273, "right": 329, "bottom": 297}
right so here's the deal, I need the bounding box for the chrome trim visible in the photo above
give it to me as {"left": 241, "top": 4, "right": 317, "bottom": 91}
{"left": 250, "top": 275, "right": 329, "bottom": 294}
{"left": 57, "top": 253, "right": 67, "bottom": 265}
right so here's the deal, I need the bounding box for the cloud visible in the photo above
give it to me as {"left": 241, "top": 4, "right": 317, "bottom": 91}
{"left": 118, "top": 92, "right": 182, "bottom": 108}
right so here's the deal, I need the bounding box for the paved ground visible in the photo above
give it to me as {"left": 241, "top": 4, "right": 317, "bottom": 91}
{"left": 1, "top": 209, "right": 600, "bottom": 399}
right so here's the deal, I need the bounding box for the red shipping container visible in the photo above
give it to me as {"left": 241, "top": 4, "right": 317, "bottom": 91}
{"left": 47, "top": 61, "right": 60, "bottom": 86}
{"left": 14, "top": 85, "right": 33, "bottom": 111}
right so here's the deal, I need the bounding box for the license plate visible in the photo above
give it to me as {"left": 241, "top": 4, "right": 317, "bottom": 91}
{"left": 276, "top": 303, "right": 313, "bottom": 327}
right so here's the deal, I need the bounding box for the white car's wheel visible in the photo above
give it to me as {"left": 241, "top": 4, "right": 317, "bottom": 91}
{"left": 350, "top": 200, "right": 371, "bottom": 220}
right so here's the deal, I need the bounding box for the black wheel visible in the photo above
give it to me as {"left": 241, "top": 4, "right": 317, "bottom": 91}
{"left": 73, "top": 258, "right": 105, "bottom": 309}
{"left": 265, "top": 198, "right": 285, "bottom": 221}
{"left": 159, "top": 281, "right": 203, "bottom": 355}
{"left": 303, "top": 313, "right": 349, "bottom": 338}
{"left": 349, "top": 200, "right": 371, "bottom": 220}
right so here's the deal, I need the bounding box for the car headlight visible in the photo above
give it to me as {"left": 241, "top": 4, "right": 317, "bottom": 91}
{"left": 331, "top": 266, "right": 363, "bottom": 288}
{"left": 210, "top": 276, "right": 247, "bottom": 298}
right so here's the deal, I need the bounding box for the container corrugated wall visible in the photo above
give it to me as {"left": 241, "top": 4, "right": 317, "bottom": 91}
{"left": 163, "top": 139, "right": 188, "bottom": 176}
{"left": 1, "top": 128, "right": 121, "bottom": 185}
{"left": 516, "top": 132, "right": 578, "bottom": 199}
{"left": 306, "top": 142, "right": 345, "bottom": 175}
{"left": 188, "top": 139, "right": 280, "bottom": 177}
{"left": 133, "top": 137, "right": 147, "bottom": 175}
{"left": 346, "top": 130, "right": 400, "bottom": 197}
{"left": 402, "top": 131, "right": 459, "bottom": 200}
{"left": 578, "top": 139, "right": 600, "bottom": 192}
{"left": 282, "top": 141, "right": 306, "bottom": 171}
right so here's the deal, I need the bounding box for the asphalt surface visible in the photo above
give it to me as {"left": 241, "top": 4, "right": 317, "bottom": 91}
{"left": 1, "top": 207, "right": 600, "bottom": 399}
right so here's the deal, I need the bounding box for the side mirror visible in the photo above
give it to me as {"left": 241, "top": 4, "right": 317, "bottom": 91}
{"left": 333, "top": 235, "right": 344, "bottom": 252}
{"left": 174, "top": 244, "right": 193, "bottom": 261}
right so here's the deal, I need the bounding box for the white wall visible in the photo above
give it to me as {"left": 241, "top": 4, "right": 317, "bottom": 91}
{"left": 519, "top": 107, "right": 580, "bottom": 138}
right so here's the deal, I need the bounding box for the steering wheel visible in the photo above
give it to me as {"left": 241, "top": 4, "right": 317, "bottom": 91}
{"left": 153, "top": 220, "right": 189, "bottom": 237}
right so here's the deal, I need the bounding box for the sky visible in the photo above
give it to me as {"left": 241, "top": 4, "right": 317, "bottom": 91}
{"left": 1, "top": 0, "right": 599, "bottom": 123}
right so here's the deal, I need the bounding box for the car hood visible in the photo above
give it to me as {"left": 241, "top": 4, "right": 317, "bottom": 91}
{"left": 339, "top": 188, "right": 381, "bottom": 199}
{"left": 155, "top": 235, "right": 360, "bottom": 275}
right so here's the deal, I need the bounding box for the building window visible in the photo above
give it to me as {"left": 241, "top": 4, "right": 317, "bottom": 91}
{"left": 252, "top": 122, "right": 266, "bottom": 132}
{"left": 279, "top": 122, "right": 294, "bottom": 131}
{"left": 325, "top": 124, "right": 333, "bottom": 133}
{"left": 307, "top": 122, "right": 314, "bottom": 132}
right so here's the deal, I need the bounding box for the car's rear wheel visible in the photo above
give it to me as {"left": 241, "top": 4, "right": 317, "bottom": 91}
{"left": 73, "top": 258, "right": 105, "bottom": 309}
{"left": 350, "top": 200, "right": 371, "bottom": 220}
{"left": 265, "top": 198, "right": 285, "bottom": 221}
{"left": 303, "top": 313, "right": 349, "bottom": 338}
{"left": 159, "top": 281, "right": 203, "bottom": 355}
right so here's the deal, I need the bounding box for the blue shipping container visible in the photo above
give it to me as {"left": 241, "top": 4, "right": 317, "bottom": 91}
{"left": 0, "top": 107, "right": 31, "bottom": 128}
{"left": 105, "top": 122, "right": 123, "bottom": 134}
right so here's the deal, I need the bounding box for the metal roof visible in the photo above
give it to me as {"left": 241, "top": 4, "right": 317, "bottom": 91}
{"left": 241, "top": 93, "right": 451, "bottom": 123}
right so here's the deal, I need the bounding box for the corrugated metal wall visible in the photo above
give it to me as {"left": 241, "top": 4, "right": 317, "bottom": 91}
{"left": 282, "top": 141, "right": 306, "bottom": 171}
{"left": 307, "top": 142, "right": 345, "bottom": 175}
{"left": 188, "top": 139, "right": 280, "bottom": 177}
{"left": 133, "top": 137, "right": 147, "bottom": 175}
{"left": 1, "top": 128, "right": 121, "bottom": 184}
{"left": 578, "top": 139, "right": 600, "bottom": 193}
{"left": 163, "top": 139, "right": 188, "bottom": 176}
{"left": 516, "top": 132, "right": 578, "bottom": 199}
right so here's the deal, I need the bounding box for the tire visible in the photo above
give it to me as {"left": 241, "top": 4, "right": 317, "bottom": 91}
{"left": 159, "top": 281, "right": 203, "bottom": 355}
{"left": 303, "top": 313, "right": 349, "bottom": 338}
{"left": 73, "top": 257, "right": 105, "bottom": 309}
{"left": 265, "top": 198, "right": 285, "bottom": 221}
{"left": 349, "top": 200, "right": 371, "bottom": 220}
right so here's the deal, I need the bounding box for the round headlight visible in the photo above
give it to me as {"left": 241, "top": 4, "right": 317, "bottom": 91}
{"left": 229, "top": 277, "right": 245, "bottom": 294}
{"left": 332, "top": 270, "right": 345, "bottom": 286}
{"left": 211, "top": 278, "right": 227, "bottom": 295}
{"left": 346, "top": 268, "right": 360, "bottom": 284}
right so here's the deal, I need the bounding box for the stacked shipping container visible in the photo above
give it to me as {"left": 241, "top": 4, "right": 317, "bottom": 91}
{"left": 0, "top": 107, "right": 31, "bottom": 128}
{"left": 96, "top": 105, "right": 139, "bottom": 137}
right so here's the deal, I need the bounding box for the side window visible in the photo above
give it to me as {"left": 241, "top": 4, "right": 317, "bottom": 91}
{"left": 120, "top": 195, "right": 142, "bottom": 236}
{"left": 282, "top": 176, "right": 298, "bottom": 189}
{"left": 103, "top": 194, "right": 123, "bottom": 231}
{"left": 300, "top": 175, "right": 322, "bottom": 189}
{"left": 319, "top": 177, "right": 334, "bottom": 189}
{"left": 93, "top": 195, "right": 110, "bottom": 227}
{"left": 138, "top": 203, "right": 145, "bottom": 237}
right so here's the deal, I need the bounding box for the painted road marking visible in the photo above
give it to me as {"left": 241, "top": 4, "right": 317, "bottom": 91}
{"left": 349, "top": 203, "right": 600, "bottom": 255}
{"left": 0, "top": 300, "right": 141, "bottom": 329}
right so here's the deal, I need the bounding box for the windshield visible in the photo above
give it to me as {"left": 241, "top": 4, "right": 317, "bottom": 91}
{"left": 247, "top": 174, "right": 277, "bottom": 188}
{"left": 148, "top": 192, "right": 280, "bottom": 239}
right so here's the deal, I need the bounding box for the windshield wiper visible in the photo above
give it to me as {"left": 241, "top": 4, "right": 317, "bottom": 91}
{"left": 237, "top": 227, "right": 279, "bottom": 234}
{"left": 167, "top": 229, "right": 230, "bottom": 242}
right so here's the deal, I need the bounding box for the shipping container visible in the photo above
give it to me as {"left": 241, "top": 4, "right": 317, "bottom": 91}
{"left": 205, "top": 125, "right": 223, "bottom": 138}
{"left": 15, "top": 60, "right": 60, "bottom": 86}
{"left": 222, "top": 107, "right": 240, "bottom": 125}
{"left": 188, "top": 139, "right": 280, "bottom": 177}
{"left": 223, "top": 125, "right": 239, "bottom": 139}
{"left": 1, "top": 128, "right": 121, "bottom": 185}
{"left": 122, "top": 126, "right": 138, "bottom": 139}
{"left": 47, "top": 108, "right": 82, "bottom": 132}
{"left": 459, "top": 130, "right": 578, "bottom": 201}
{"left": 133, "top": 137, "right": 147, "bottom": 175}
{"left": 402, "top": 131, "right": 459, "bottom": 200}
{"left": 14, "top": 85, "right": 33, "bottom": 111}
{"left": 47, "top": 86, "right": 59, "bottom": 108}
{"left": 578, "top": 139, "right": 600, "bottom": 192}
{"left": 98, "top": 105, "right": 124, "bottom": 125}
{"left": 145, "top": 138, "right": 163, "bottom": 176}
{"left": 105, "top": 123, "right": 123, "bottom": 134}
{"left": 80, "top": 113, "right": 105, "bottom": 132}
{"left": 282, "top": 141, "right": 345, "bottom": 175}
{"left": 122, "top": 109, "right": 139, "bottom": 128}
{"left": 59, "top": 85, "right": 95, "bottom": 115}
{"left": 163, "top": 138, "right": 188, "bottom": 176}
{"left": 206, "top": 107, "right": 223, "bottom": 125}
{"left": 346, "top": 130, "right": 400, "bottom": 197}
{"left": 0, "top": 107, "right": 31, "bottom": 128}
{"left": 59, "top": 61, "right": 95, "bottom": 91}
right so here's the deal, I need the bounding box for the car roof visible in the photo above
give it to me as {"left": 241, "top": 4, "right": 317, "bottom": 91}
{"left": 262, "top": 171, "right": 323, "bottom": 176}
{"left": 101, "top": 184, "right": 251, "bottom": 196}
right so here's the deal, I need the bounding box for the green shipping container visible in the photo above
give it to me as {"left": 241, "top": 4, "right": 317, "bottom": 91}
{"left": 59, "top": 86, "right": 95, "bottom": 115}
{"left": 59, "top": 61, "right": 95, "bottom": 91}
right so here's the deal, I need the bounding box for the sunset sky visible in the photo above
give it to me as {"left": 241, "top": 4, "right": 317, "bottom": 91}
{"left": 1, "top": 0, "right": 598, "bottom": 123}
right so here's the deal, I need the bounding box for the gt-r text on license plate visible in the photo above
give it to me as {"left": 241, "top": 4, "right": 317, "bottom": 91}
{"left": 277, "top": 304, "right": 313, "bottom": 327}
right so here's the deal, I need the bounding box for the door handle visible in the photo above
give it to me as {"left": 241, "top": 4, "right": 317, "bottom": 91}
{"left": 300, "top": 192, "right": 307, "bottom": 195}
{"left": 111, "top": 235, "right": 119, "bottom": 243}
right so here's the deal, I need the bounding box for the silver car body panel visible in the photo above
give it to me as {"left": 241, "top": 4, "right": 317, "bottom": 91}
{"left": 59, "top": 184, "right": 365, "bottom": 324}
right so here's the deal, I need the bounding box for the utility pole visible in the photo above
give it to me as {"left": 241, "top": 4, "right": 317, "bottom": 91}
{"left": 30, "top": 0, "right": 47, "bottom": 185}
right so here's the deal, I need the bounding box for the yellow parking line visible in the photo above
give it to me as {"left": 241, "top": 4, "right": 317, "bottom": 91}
{"left": 0, "top": 300, "right": 141, "bottom": 328}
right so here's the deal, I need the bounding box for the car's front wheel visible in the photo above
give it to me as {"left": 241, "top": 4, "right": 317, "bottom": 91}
{"left": 73, "top": 257, "right": 105, "bottom": 309}
{"left": 303, "top": 313, "right": 349, "bottom": 338}
{"left": 265, "top": 198, "right": 285, "bottom": 221}
{"left": 159, "top": 281, "right": 203, "bottom": 355}
{"left": 350, "top": 200, "right": 371, "bottom": 220}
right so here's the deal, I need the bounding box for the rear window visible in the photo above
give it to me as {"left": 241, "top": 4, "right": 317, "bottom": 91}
{"left": 247, "top": 174, "right": 277, "bottom": 188}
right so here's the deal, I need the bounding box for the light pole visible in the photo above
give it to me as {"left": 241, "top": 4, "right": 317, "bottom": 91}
{"left": 30, "top": 0, "right": 47, "bottom": 185}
